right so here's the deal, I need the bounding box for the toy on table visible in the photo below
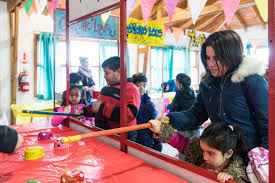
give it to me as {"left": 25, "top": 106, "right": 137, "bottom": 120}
{"left": 54, "top": 138, "right": 66, "bottom": 149}
{"left": 26, "top": 181, "right": 42, "bottom": 183}
{"left": 61, "top": 170, "right": 84, "bottom": 183}
{"left": 24, "top": 146, "right": 45, "bottom": 160}
{"left": 38, "top": 131, "right": 53, "bottom": 140}
{"left": 22, "top": 110, "right": 81, "bottom": 117}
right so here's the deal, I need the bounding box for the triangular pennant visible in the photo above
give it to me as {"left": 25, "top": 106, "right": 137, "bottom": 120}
{"left": 172, "top": 27, "right": 182, "bottom": 42}
{"left": 255, "top": 0, "right": 268, "bottom": 22}
{"left": 164, "top": 0, "right": 179, "bottom": 23}
{"left": 188, "top": 0, "right": 207, "bottom": 24}
{"left": 101, "top": 11, "right": 111, "bottom": 26}
{"left": 35, "top": 0, "right": 47, "bottom": 14}
{"left": 25, "top": 0, "right": 33, "bottom": 15}
{"left": 47, "top": 1, "right": 54, "bottom": 19}
{"left": 53, "top": 0, "right": 61, "bottom": 9}
{"left": 220, "top": 0, "right": 240, "bottom": 26}
{"left": 127, "top": 0, "right": 136, "bottom": 18}
{"left": 164, "top": 25, "right": 170, "bottom": 37}
{"left": 140, "top": 0, "right": 156, "bottom": 25}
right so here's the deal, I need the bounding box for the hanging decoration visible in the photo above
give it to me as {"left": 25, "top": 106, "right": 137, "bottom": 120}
{"left": 255, "top": 0, "right": 268, "bottom": 22}
{"left": 140, "top": 0, "right": 157, "bottom": 25}
{"left": 25, "top": 0, "right": 36, "bottom": 16}
{"left": 101, "top": 11, "right": 111, "bottom": 26}
{"left": 127, "top": 0, "right": 136, "bottom": 18}
{"left": 127, "top": 18, "right": 164, "bottom": 47}
{"left": 220, "top": 0, "right": 240, "bottom": 26}
{"left": 35, "top": 0, "right": 47, "bottom": 15}
{"left": 163, "top": 0, "right": 179, "bottom": 23}
{"left": 188, "top": 0, "right": 207, "bottom": 24}
{"left": 164, "top": 25, "right": 170, "bottom": 37}
{"left": 172, "top": 27, "right": 182, "bottom": 42}
{"left": 53, "top": 0, "right": 61, "bottom": 9}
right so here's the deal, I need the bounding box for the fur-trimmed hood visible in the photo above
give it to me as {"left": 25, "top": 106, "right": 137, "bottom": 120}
{"left": 231, "top": 57, "right": 266, "bottom": 83}
{"left": 201, "top": 57, "right": 266, "bottom": 83}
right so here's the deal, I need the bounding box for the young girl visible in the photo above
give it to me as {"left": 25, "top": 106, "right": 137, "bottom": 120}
{"left": 151, "top": 121, "right": 249, "bottom": 183}
{"left": 51, "top": 86, "right": 94, "bottom": 127}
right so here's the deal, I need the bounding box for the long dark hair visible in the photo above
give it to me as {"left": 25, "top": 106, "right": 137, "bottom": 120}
{"left": 61, "top": 86, "right": 86, "bottom": 106}
{"left": 201, "top": 30, "right": 244, "bottom": 82}
{"left": 200, "top": 122, "right": 249, "bottom": 165}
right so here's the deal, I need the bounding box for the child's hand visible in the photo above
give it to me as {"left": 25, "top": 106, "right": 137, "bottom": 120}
{"left": 217, "top": 172, "right": 233, "bottom": 183}
{"left": 91, "top": 101, "right": 102, "bottom": 113}
{"left": 149, "top": 119, "right": 162, "bottom": 134}
{"left": 64, "top": 105, "right": 71, "bottom": 113}
{"left": 155, "top": 115, "right": 169, "bottom": 123}
{"left": 13, "top": 134, "right": 24, "bottom": 153}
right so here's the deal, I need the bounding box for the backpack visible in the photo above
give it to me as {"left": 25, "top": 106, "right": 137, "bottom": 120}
{"left": 246, "top": 147, "right": 269, "bottom": 183}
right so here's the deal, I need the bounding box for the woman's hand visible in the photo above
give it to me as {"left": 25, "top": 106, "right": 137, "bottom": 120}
{"left": 217, "top": 172, "right": 233, "bottom": 183}
{"left": 149, "top": 119, "right": 162, "bottom": 134}
{"left": 155, "top": 115, "right": 169, "bottom": 123}
{"left": 64, "top": 105, "right": 71, "bottom": 113}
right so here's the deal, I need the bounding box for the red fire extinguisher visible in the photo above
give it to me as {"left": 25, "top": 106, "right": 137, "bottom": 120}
{"left": 18, "top": 71, "right": 30, "bottom": 92}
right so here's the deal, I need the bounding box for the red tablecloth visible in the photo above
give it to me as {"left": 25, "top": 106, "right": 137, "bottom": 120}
{"left": 0, "top": 121, "right": 189, "bottom": 183}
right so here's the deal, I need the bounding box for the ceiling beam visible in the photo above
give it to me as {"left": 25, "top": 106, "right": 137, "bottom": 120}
{"left": 234, "top": 10, "right": 247, "bottom": 31}
{"left": 207, "top": 14, "right": 226, "bottom": 33}
{"left": 250, "top": 5, "right": 266, "bottom": 29}
{"left": 188, "top": 13, "right": 221, "bottom": 31}
{"left": 154, "top": 0, "right": 255, "bottom": 25}
{"left": 7, "top": 0, "right": 24, "bottom": 12}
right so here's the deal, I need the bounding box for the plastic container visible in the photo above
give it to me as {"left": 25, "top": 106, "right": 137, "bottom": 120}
{"left": 24, "top": 146, "right": 45, "bottom": 160}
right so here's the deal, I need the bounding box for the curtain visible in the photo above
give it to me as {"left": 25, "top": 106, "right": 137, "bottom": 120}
{"left": 163, "top": 47, "right": 174, "bottom": 81}
{"left": 99, "top": 40, "right": 118, "bottom": 88}
{"left": 172, "top": 47, "right": 190, "bottom": 77}
{"left": 37, "top": 32, "right": 54, "bottom": 100}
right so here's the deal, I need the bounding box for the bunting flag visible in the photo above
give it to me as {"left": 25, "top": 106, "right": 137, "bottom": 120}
{"left": 127, "top": 0, "right": 136, "bottom": 18}
{"left": 164, "top": 0, "right": 179, "bottom": 23}
{"left": 140, "top": 0, "right": 156, "bottom": 25}
{"left": 220, "top": 0, "right": 240, "bottom": 26}
{"left": 46, "top": 1, "right": 54, "bottom": 19}
{"left": 35, "top": 0, "right": 47, "bottom": 14}
{"left": 53, "top": 0, "right": 61, "bottom": 9}
{"left": 172, "top": 27, "right": 182, "bottom": 42}
{"left": 101, "top": 11, "right": 111, "bottom": 26}
{"left": 25, "top": 0, "right": 36, "bottom": 16}
{"left": 255, "top": 0, "right": 268, "bottom": 22}
{"left": 164, "top": 25, "right": 170, "bottom": 37}
{"left": 188, "top": 0, "right": 207, "bottom": 24}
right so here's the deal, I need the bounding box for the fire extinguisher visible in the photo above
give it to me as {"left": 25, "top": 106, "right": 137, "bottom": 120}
{"left": 18, "top": 71, "right": 30, "bottom": 92}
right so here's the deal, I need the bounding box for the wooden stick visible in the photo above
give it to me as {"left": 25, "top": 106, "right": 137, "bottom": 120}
{"left": 22, "top": 110, "right": 81, "bottom": 117}
{"left": 60, "top": 123, "right": 152, "bottom": 144}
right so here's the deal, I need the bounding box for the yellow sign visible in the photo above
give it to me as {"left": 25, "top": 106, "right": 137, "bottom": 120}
{"left": 187, "top": 29, "right": 209, "bottom": 50}
{"left": 127, "top": 18, "right": 164, "bottom": 47}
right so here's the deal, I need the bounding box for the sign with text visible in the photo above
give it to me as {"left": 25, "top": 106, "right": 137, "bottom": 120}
{"left": 55, "top": 9, "right": 118, "bottom": 40}
{"left": 186, "top": 29, "right": 209, "bottom": 50}
{"left": 127, "top": 18, "right": 164, "bottom": 47}
{"left": 69, "top": 0, "right": 119, "bottom": 22}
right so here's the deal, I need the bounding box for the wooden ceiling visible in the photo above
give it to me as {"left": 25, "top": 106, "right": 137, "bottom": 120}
{"left": 112, "top": 0, "right": 267, "bottom": 33}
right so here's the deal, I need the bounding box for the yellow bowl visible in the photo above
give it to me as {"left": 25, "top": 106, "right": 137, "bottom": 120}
{"left": 24, "top": 146, "right": 45, "bottom": 160}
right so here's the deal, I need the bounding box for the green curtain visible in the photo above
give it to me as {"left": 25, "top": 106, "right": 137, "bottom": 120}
{"left": 164, "top": 47, "right": 174, "bottom": 80}
{"left": 37, "top": 32, "right": 54, "bottom": 100}
{"left": 99, "top": 40, "right": 118, "bottom": 88}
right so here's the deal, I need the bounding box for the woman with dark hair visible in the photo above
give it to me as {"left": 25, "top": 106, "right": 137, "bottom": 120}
{"left": 151, "top": 30, "right": 268, "bottom": 150}
{"left": 77, "top": 57, "right": 95, "bottom": 103}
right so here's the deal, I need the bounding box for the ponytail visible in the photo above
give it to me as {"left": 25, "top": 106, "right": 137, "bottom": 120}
{"left": 231, "top": 124, "right": 249, "bottom": 165}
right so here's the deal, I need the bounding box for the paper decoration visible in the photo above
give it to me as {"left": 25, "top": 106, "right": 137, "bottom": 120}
{"left": 127, "top": 18, "right": 164, "bottom": 47}
{"left": 255, "top": 0, "right": 268, "bottom": 22}
{"left": 164, "top": 25, "right": 170, "bottom": 37}
{"left": 220, "top": 0, "right": 240, "bottom": 26}
{"left": 188, "top": 0, "right": 207, "bottom": 24}
{"left": 35, "top": 0, "right": 47, "bottom": 14}
{"left": 101, "top": 11, "right": 111, "bottom": 26}
{"left": 164, "top": 0, "right": 179, "bottom": 23}
{"left": 172, "top": 27, "right": 182, "bottom": 42}
{"left": 25, "top": 0, "right": 36, "bottom": 16}
{"left": 140, "top": 0, "right": 156, "bottom": 25}
{"left": 53, "top": 0, "right": 61, "bottom": 9}
{"left": 127, "top": 0, "right": 136, "bottom": 18}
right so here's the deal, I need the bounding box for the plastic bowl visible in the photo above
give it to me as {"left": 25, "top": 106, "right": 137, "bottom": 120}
{"left": 24, "top": 146, "right": 45, "bottom": 160}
